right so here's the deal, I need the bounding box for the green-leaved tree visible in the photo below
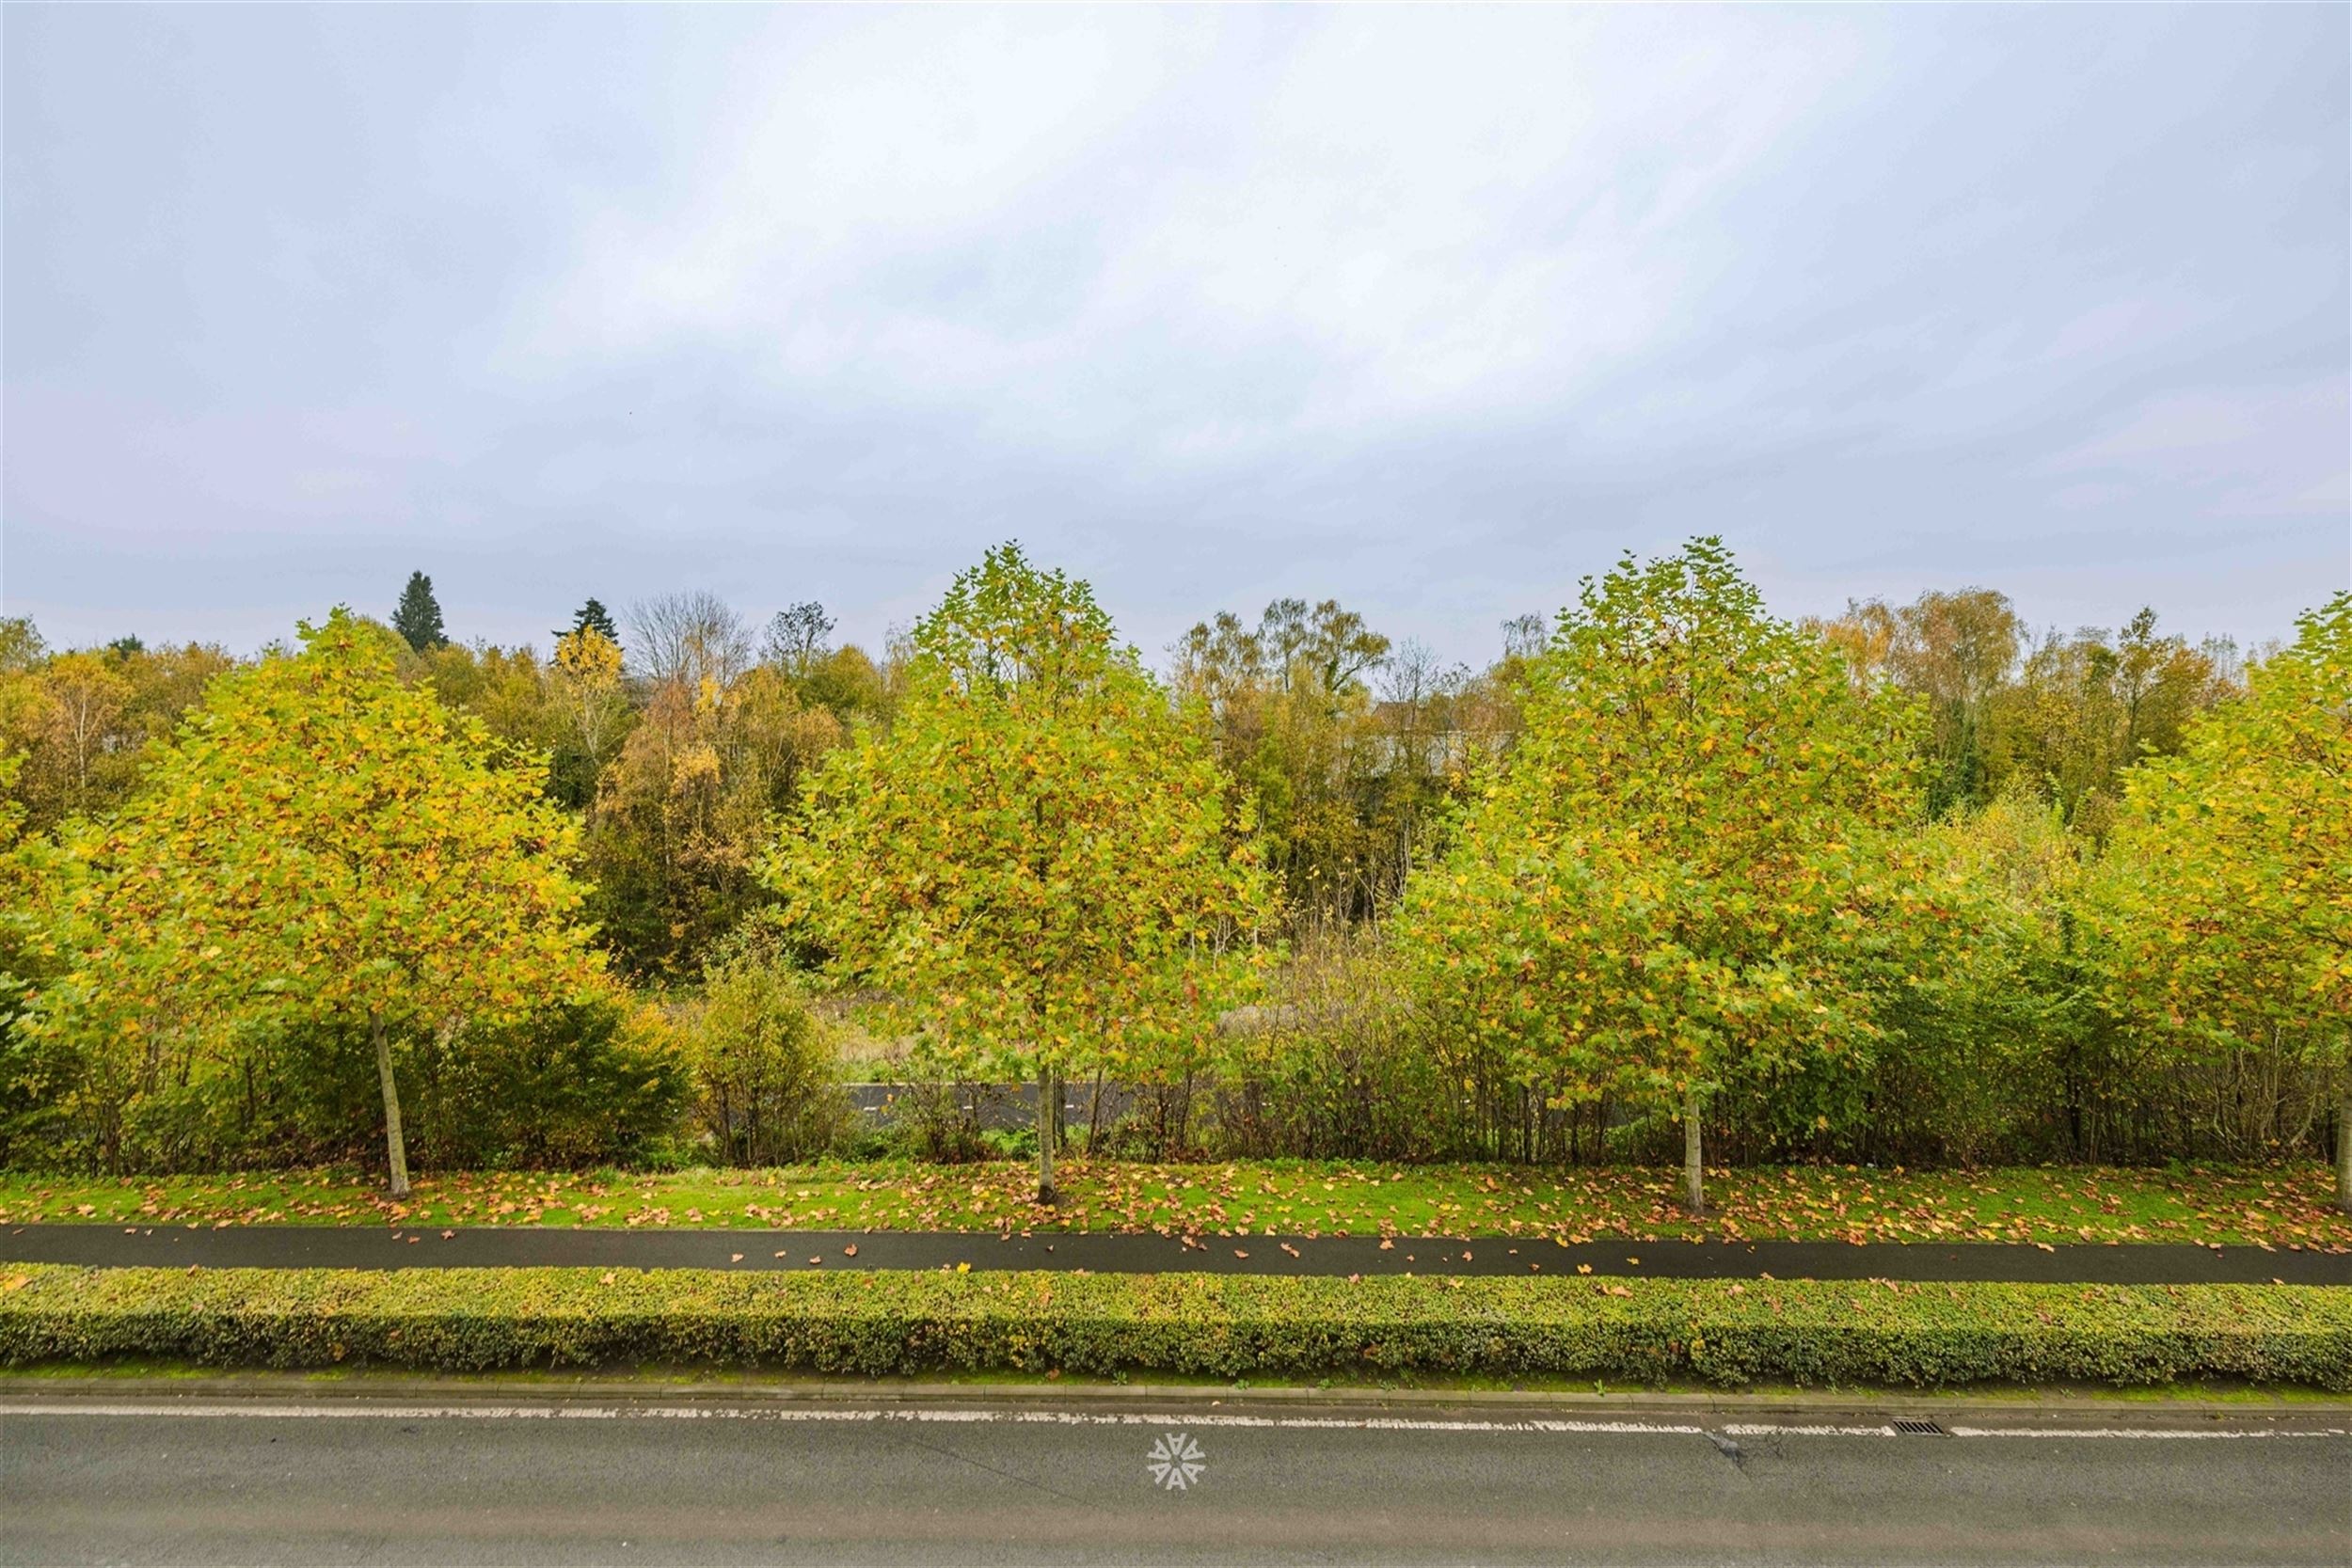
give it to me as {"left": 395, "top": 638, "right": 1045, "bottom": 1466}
{"left": 767, "top": 545, "right": 1266, "bottom": 1199}
{"left": 2083, "top": 593, "right": 2352, "bottom": 1210}
{"left": 1395, "top": 539, "right": 1923, "bottom": 1212}
{"left": 39, "top": 608, "right": 603, "bottom": 1194}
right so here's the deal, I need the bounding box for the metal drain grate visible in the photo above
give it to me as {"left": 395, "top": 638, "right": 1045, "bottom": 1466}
{"left": 1891, "top": 1419, "right": 1947, "bottom": 1435}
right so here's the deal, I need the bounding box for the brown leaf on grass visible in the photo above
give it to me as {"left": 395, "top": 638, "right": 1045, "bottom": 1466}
{"left": 600, "top": 1271, "right": 615, "bottom": 1285}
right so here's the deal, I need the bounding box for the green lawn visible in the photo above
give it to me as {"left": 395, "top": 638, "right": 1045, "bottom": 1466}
{"left": 4, "top": 1159, "right": 2344, "bottom": 1248}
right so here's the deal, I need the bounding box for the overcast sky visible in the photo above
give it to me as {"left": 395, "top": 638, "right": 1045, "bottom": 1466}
{"left": 4, "top": 6, "right": 2345, "bottom": 667}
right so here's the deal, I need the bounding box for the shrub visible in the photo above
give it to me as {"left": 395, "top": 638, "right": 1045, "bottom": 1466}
{"left": 4, "top": 1001, "right": 689, "bottom": 1176}
{"left": 1, "top": 1266, "right": 2343, "bottom": 1390}
{"left": 675, "top": 948, "right": 849, "bottom": 1165}
{"left": 1206, "top": 931, "right": 1466, "bottom": 1163}
{"left": 401, "top": 1002, "right": 689, "bottom": 1169}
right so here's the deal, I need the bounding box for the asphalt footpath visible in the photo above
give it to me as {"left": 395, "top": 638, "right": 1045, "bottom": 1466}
{"left": 3, "top": 1223, "right": 2344, "bottom": 1284}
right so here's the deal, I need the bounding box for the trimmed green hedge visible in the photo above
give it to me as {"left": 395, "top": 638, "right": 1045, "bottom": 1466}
{"left": 2, "top": 1265, "right": 2346, "bottom": 1389}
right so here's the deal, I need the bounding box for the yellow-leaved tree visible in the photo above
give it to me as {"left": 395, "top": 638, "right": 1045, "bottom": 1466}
{"left": 1395, "top": 540, "right": 1925, "bottom": 1212}
{"left": 39, "top": 609, "right": 605, "bottom": 1194}
{"left": 766, "top": 545, "right": 1267, "bottom": 1200}
{"left": 2084, "top": 593, "right": 2352, "bottom": 1210}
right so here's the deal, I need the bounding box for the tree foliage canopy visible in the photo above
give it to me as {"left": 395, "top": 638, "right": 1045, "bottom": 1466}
{"left": 768, "top": 545, "right": 1267, "bottom": 1086}
{"left": 1396, "top": 540, "right": 1925, "bottom": 1201}
{"left": 2085, "top": 593, "right": 2350, "bottom": 1068}
{"left": 40, "top": 608, "right": 605, "bottom": 1057}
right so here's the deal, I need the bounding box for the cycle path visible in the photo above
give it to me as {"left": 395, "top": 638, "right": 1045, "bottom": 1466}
{"left": 4, "top": 1223, "right": 2344, "bottom": 1285}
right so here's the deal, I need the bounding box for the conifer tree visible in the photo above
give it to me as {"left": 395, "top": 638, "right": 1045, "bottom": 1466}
{"left": 560, "top": 597, "right": 620, "bottom": 646}
{"left": 392, "top": 571, "right": 448, "bottom": 652}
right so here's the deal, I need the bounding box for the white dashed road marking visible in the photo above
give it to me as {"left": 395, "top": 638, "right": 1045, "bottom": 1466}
{"left": 3, "top": 1400, "right": 2342, "bottom": 1440}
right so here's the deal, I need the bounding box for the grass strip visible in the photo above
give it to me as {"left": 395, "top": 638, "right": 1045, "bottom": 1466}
{"left": 5, "top": 1160, "right": 2344, "bottom": 1248}
{"left": 3, "top": 1265, "right": 2344, "bottom": 1390}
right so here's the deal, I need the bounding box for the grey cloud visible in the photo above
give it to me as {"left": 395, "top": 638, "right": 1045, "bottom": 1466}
{"left": 3, "top": 4, "right": 2344, "bottom": 662}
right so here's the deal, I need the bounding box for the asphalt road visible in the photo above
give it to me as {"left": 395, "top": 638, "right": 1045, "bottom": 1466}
{"left": 3, "top": 1395, "right": 2345, "bottom": 1566}
{"left": 8, "top": 1223, "right": 2346, "bottom": 1283}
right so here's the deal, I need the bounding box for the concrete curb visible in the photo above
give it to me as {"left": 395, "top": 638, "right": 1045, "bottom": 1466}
{"left": 5, "top": 1370, "right": 2344, "bottom": 1429}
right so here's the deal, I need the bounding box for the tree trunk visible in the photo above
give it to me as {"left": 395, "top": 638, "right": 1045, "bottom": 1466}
{"left": 1034, "top": 1064, "right": 1057, "bottom": 1204}
{"left": 1087, "top": 1068, "right": 1106, "bottom": 1156}
{"left": 1681, "top": 1085, "right": 1706, "bottom": 1216}
{"left": 2336, "top": 1096, "right": 2350, "bottom": 1216}
{"left": 372, "top": 1011, "right": 410, "bottom": 1199}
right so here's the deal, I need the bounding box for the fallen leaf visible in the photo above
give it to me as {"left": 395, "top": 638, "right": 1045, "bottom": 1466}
{"left": 843, "top": 1244, "right": 858, "bottom": 1258}
{"left": 731, "top": 1253, "right": 744, "bottom": 1263}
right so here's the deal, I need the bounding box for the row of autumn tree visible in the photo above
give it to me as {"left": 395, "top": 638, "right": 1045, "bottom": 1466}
{"left": 0, "top": 540, "right": 2343, "bottom": 1209}
{"left": 2, "top": 555, "right": 2246, "bottom": 976}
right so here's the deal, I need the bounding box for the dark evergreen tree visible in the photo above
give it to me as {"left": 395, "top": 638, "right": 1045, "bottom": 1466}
{"left": 391, "top": 571, "right": 448, "bottom": 652}
{"left": 558, "top": 597, "right": 620, "bottom": 644}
